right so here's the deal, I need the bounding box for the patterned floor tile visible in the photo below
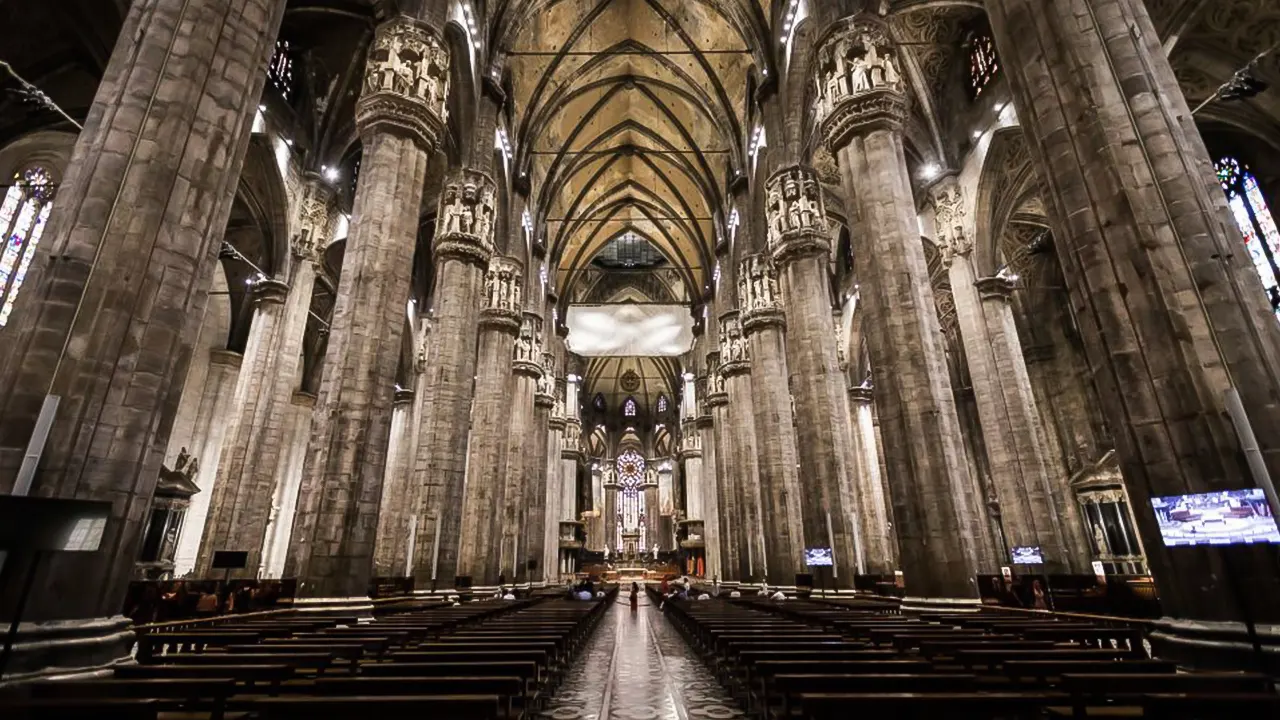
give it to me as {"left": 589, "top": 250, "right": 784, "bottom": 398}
{"left": 540, "top": 597, "right": 744, "bottom": 720}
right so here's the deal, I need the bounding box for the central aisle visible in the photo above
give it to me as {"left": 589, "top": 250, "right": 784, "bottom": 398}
{"left": 541, "top": 596, "right": 744, "bottom": 719}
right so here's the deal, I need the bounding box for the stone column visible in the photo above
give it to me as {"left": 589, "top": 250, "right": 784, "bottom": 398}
{"left": 930, "top": 178, "right": 1086, "bottom": 572}
{"left": 816, "top": 18, "right": 986, "bottom": 603}
{"left": 259, "top": 390, "right": 315, "bottom": 578}
{"left": 845, "top": 385, "right": 897, "bottom": 573}
{"left": 285, "top": 16, "right": 447, "bottom": 600}
{"left": 198, "top": 182, "right": 331, "bottom": 577}
{"left": 373, "top": 388, "right": 417, "bottom": 577}
{"left": 703, "top": 356, "right": 739, "bottom": 581}
{"left": 696, "top": 404, "right": 722, "bottom": 582}
{"left": 498, "top": 313, "right": 546, "bottom": 583}
{"left": 766, "top": 165, "right": 864, "bottom": 583}
{"left": 989, "top": 0, "right": 1280, "bottom": 667}
{"left": 527, "top": 353, "right": 555, "bottom": 584}
{"left": 544, "top": 381, "right": 566, "bottom": 580}
{"left": 0, "top": 0, "right": 285, "bottom": 678}
{"left": 172, "top": 349, "right": 244, "bottom": 576}
{"left": 454, "top": 257, "right": 521, "bottom": 586}
{"left": 563, "top": 418, "right": 586, "bottom": 547}
{"left": 719, "top": 312, "right": 773, "bottom": 582}
{"left": 737, "top": 255, "right": 807, "bottom": 585}
{"left": 409, "top": 171, "right": 496, "bottom": 589}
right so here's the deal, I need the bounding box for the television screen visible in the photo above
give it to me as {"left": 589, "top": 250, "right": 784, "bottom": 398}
{"left": 1010, "top": 546, "right": 1044, "bottom": 564}
{"left": 804, "top": 547, "right": 834, "bottom": 567}
{"left": 1151, "top": 488, "right": 1280, "bottom": 547}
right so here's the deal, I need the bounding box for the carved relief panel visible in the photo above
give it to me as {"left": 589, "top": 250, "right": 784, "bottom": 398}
{"left": 514, "top": 313, "right": 543, "bottom": 366}
{"left": 929, "top": 180, "right": 972, "bottom": 266}
{"left": 293, "top": 179, "right": 335, "bottom": 262}
{"left": 718, "top": 313, "right": 750, "bottom": 369}
{"left": 438, "top": 171, "right": 498, "bottom": 247}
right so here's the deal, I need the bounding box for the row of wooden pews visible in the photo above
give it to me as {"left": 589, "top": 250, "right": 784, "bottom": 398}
{"left": 2, "top": 587, "right": 617, "bottom": 719}
{"left": 662, "top": 592, "right": 1278, "bottom": 719}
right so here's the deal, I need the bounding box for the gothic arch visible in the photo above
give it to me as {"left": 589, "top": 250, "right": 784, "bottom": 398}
{"left": 973, "top": 125, "right": 1038, "bottom": 276}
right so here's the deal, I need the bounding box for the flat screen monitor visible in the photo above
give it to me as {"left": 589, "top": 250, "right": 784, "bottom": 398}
{"left": 804, "top": 547, "right": 833, "bottom": 567}
{"left": 1151, "top": 488, "right": 1280, "bottom": 547}
{"left": 1010, "top": 546, "right": 1044, "bottom": 564}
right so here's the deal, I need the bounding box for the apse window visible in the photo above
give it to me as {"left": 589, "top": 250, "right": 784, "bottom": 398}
{"left": 657, "top": 394, "right": 668, "bottom": 413}
{"left": 0, "top": 167, "right": 55, "bottom": 327}
{"left": 967, "top": 28, "right": 999, "bottom": 99}
{"left": 1216, "top": 156, "right": 1280, "bottom": 319}
{"left": 623, "top": 397, "right": 637, "bottom": 417}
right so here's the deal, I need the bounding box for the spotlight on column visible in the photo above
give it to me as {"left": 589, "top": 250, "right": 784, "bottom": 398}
{"left": 921, "top": 163, "right": 941, "bottom": 181}
{"left": 323, "top": 166, "right": 340, "bottom": 182}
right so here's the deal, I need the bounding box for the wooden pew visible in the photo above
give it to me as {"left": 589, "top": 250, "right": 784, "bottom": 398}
{"left": 797, "top": 691, "right": 1069, "bottom": 719}
{"left": 28, "top": 678, "right": 236, "bottom": 720}
{"left": 4, "top": 697, "right": 161, "bottom": 720}
{"left": 114, "top": 662, "right": 295, "bottom": 690}
{"left": 250, "top": 694, "right": 502, "bottom": 719}
{"left": 314, "top": 676, "right": 526, "bottom": 719}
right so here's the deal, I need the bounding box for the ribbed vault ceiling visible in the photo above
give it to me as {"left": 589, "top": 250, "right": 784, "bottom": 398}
{"left": 505, "top": 0, "right": 760, "bottom": 299}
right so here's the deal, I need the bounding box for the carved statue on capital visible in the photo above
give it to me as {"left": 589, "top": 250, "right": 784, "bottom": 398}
{"left": 718, "top": 313, "right": 750, "bottom": 374}
{"left": 293, "top": 179, "right": 335, "bottom": 264}
{"left": 737, "top": 254, "right": 784, "bottom": 332}
{"left": 815, "top": 19, "right": 907, "bottom": 150}
{"left": 929, "top": 180, "right": 971, "bottom": 266}
{"left": 357, "top": 17, "right": 450, "bottom": 150}
{"left": 414, "top": 317, "right": 432, "bottom": 374}
{"left": 513, "top": 313, "right": 543, "bottom": 367}
{"left": 766, "top": 166, "right": 829, "bottom": 260}
{"left": 482, "top": 255, "right": 522, "bottom": 313}
{"left": 834, "top": 316, "right": 848, "bottom": 369}
{"left": 815, "top": 22, "right": 903, "bottom": 120}
{"left": 436, "top": 170, "right": 498, "bottom": 265}
{"left": 563, "top": 418, "right": 582, "bottom": 448}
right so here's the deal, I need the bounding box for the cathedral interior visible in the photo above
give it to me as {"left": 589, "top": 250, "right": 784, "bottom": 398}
{"left": 2, "top": 0, "right": 1280, "bottom": 712}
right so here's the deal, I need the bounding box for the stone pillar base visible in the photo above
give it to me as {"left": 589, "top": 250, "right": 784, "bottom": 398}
{"left": 0, "top": 616, "right": 135, "bottom": 686}
{"left": 289, "top": 596, "right": 375, "bottom": 619}
{"left": 899, "top": 596, "right": 983, "bottom": 614}
{"left": 1149, "top": 618, "right": 1280, "bottom": 674}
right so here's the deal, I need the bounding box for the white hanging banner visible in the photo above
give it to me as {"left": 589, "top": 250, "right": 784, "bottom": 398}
{"left": 565, "top": 303, "right": 695, "bottom": 356}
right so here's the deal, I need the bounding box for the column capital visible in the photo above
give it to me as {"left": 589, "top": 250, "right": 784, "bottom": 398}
{"left": 292, "top": 176, "right": 336, "bottom": 263}
{"left": 765, "top": 165, "right": 830, "bottom": 263}
{"left": 678, "top": 427, "right": 703, "bottom": 460}
{"left": 737, "top": 254, "right": 785, "bottom": 333}
{"left": 535, "top": 350, "right": 557, "bottom": 405}
{"left": 356, "top": 16, "right": 450, "bottom": 152}
{"left": 814, "top": 18, "right": 908, "bottom": 152}
{"left": 717, "top": 311, "right": 752, "bottom": 376}
{"left": 393, "top": 387, "right": 416, "bottom": 405}
{"left": 249, "top": 277, "right": 290, "bottom": 306}
{"left": 480, "top": 255, "right": 523, "bottom": 332}
{"left": 928, "top": 177, "right": 972, "bottom": 268}
{"left": 834, "top": 308, "right": 849, "bottom": 370}
{"left": 561, "top": 418, "right": 583, "bottom": 460}
{"left": 696, "top": 412, "right": 715, "bottom": 428}
{"left": 209, "top": 348, "right": 244, "bottom": 369}
{"left": 975, "top": 275, "right": 1016, "bottom": 301}
{"left": 435, "top": 168, "right": 497, "bottom": 266}
{"left": 513, "top": 312, "right": 544, "bottom": 377}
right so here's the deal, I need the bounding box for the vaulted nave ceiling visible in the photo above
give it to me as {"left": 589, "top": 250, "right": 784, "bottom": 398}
{"left": 502, "top": 0, "right": 765, "bottom": 300}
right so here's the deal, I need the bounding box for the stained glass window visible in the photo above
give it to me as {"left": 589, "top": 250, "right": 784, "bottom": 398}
{"left": 657, "top": 394, "right": 668, "bottom": 413}
{"left": 593, "top": 393, "right": 606, "bottom": 411}
{"left": 1216, "top": 156, "right": 1280, "bottom": 319}
{"left": 616, "top": 450, "right": 647, "bottom": 551}
{"left": 268, "top": 40, "right": 296, "bottom": 102}
{"left": 968, "top": 30, "right": 999, "bottom": 98}
{"left": 623, "top": 397, "right": 637, "bottom": 417}
{"left": 0, "top": 167, "right": 55, "bottom": 327}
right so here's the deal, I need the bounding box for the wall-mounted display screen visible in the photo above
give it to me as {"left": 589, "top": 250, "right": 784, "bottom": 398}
{"left": 1151, "top": 489, "right": 1280, "bottom": 547}
{"left": 804, "top": 547, "right": 834, "bottom": 567}
{"left": 1010, "top": 546, "right": 1044, "bottom": 564}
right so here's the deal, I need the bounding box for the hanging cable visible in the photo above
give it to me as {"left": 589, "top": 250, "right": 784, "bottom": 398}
{"left": 0, "top": 60, "right": 83, "bottom": 131}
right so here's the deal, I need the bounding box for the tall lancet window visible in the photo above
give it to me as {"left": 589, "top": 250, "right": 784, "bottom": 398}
{"left": 1216, "top": 156, "right": 1280, "bottom": 319}
{"left": 967, "top": 28, "right": 999, "bottom": 98}
{"left": 616, "top": 449, "right": 647, "bottom": 550}
{"left": 0, "top": 167, "right": 55, "bottom": 327}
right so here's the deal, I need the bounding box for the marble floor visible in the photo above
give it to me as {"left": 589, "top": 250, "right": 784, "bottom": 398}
{"left": 540, "top": 597, "right": 744, "bottom": 720}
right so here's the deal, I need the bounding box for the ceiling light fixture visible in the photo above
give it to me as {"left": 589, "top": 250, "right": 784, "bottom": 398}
{"left": 921, "top": 162, "right": 940, "bottom": 180}
{"left": 780, "top": 0, "right": 800, "bottom": 43}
